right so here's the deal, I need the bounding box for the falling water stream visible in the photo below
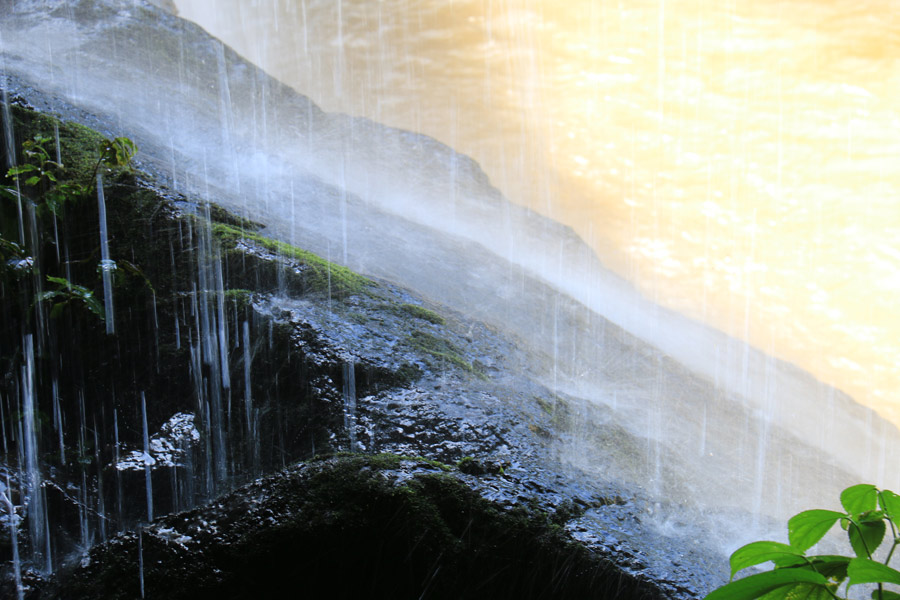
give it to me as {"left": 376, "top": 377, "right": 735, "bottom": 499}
{"left": 173, "top": 0, "right": 900, "bottom": 431}
{"left": 169, "top": 0, "right": 900, "bottom": 530}
{"left": 1, "top": 0, "right": 899, "bottom": 589}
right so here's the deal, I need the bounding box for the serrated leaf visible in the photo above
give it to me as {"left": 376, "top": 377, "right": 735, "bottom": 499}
{"left": 111, "top": 137, "right": 137, "bottom": 166}
{"left": 730, "top": 541, "right": 805, "bottom": 579}
{"left": 789, "top": 510, "right": 844, "bottom": 552}
{"left": 706, "top": 569, "right": 828, "bottom": 600}
{"left": 758, "top": 582, "right": 833, "bottom": 600}
{"left": 848, "top": 520, "right": 886, "bottom": 558}
{"left": 848, "top": 558, "right": 900, "bottom": 587}
{"left": 880, "top": 490, "right": 900, "bottom": 521}
{"left": 40, "top": 276, "right": 105, "bottom": 321}
{"left": 860, "top": 511, "right": 886, "bottom": 523}
{"left": 843, "top": 484, "right": 879, "bottom": 515}
{"left": 804, "top": 555, "right": 850, "bottom": 582}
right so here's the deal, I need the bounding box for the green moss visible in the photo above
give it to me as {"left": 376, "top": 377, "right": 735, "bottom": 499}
{"left": 311, "top": 452, "right": 451, "bottom": 472}
{"left": 49, "top": 453, "right": 663, "bottom": 599}
{"left": 57, "top": 121, "right": 109, "bottom": 178}
{"left": 224, "top": 288, "right": 254, "bottom": 310}
{"left": 528, "top": 423, "right": 553, "bottom": 439}
{"left": 406, "top": 330, "right": 486, "bottom": 379}
{"left": 381, "top": 302, "right": 445, "bottom": 325}
{"left": 405, "top": 455, "right": 453, "bottom": 471}
{"left": 392, "top": 362, "right": 423, "bottom": 386}
{"left": 211, "top": 222, "right": 373, "bottom": 298}
{"left": 347, "top": 311, "right": 369, "bottom": 325}
{"left": 206, "top": 202, "right": 263, "bottom": 232}
{"left": 9, "top": 106, "right": 124, "bottom": 188}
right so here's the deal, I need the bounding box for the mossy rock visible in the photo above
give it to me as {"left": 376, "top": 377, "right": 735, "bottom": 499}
{"left": 381, "top": 302, "right": 446, "bottom": 325}
{"left": 212, "top": 222, "right": 372, "bottom": 299}
{"left": 40, "top": 455, "right": 666, "bottom": 600}
{"left": 406, "top": 330, "right": 486, "bottom": 379}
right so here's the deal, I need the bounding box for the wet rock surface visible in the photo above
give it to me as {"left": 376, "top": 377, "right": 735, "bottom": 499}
{"left": 0, "top": 2, "right": 736, "bottom": 594}
{"left": 40, "top": 456, "right": 673, "bottom": 600}
{"left": 0, "top": 88, "right": 729, "bottom": 599}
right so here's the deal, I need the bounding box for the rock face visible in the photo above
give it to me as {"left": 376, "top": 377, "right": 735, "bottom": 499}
{"left": 0, "top": 95, "right": 717, "bottom": 598}
{"left": 146, "top": 0, "right": 177, "bottom": 13}
{"left": 41, "top": 455, "right": 668, "bottom": 600}
{"left": 0, "top": 98, "right": 724, "bottom": 598}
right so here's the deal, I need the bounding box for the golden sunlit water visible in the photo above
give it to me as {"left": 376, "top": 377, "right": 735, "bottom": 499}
{"left": 173, "top": 0, "right": 900, "bottom": 427}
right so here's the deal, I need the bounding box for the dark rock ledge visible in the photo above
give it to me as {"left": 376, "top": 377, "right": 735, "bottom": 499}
{"left": 0, "top": 90, "right": 714, "bottom": 598}
{"left": 41, "top": 454, "right": 669, "bottom": 600}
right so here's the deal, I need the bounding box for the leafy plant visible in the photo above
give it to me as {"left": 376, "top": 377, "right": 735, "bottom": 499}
{"left": 35, "top": 275, "right": 105, "bottom": 321}
{"left": 0, "top": 235, "right": 31, "bottom": 277}
{"left": 707, "top": 484, "right": 900, "bottom": 600}
{"left": 1, "top": 129, "right": 138, "bottom": 325}
{"left": 1, "top": 133, "right": 137, "bottom": 217}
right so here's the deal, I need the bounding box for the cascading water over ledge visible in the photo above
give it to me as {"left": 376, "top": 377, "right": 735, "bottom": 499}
{"left": 0, "top": 1, "right": 898, "bottom": 597}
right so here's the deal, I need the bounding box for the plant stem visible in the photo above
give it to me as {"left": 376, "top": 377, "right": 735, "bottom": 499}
{"left": 885, "top": 538, "right": 900, "bottom": 566}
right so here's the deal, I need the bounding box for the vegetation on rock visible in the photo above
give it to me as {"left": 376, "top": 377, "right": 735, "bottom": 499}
{"left": 211, "top": 221, "right": 372, "bottom": 298}
{"left": 43, "top": 455, "right": 665, "bottom": 600}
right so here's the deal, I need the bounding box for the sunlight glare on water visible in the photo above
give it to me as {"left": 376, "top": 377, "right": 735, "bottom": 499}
{"left": 173, "top": 0, "right": 900, "bottom": 427}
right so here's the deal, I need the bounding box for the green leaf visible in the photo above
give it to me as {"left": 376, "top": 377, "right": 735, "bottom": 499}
{"left": 879, "top": 490, "right": 900, "bottom": 521}
{"left": 758, "top": 582, "right": 833, "bottom": 600}
{"left": 7, "top": 164, "right": 36, "bottom": 175}
{"left": 848, "top": 558, "right": 900, "bottom": 587}
{"left": 0, "top": 236, "right": 23, "bottom": 257}
{"left": 705, "top": 569, "right": 828, "bottom": 600}
{"left": 49, "top": 302, "right": 66, "bottom": 319}
{"left": 45, "top": 191, "right": 65, "bottom": 215}
{"left": 730, "top": 542, "right": 806, "bottom": 579}
{"left": 848, "top": 519, "right": 886, "bottom": 558}
{"left": 860, "top": 511, "right": 886, "bottom": 523}
{"left": 873, "top": 591, "right": 900, "bottom": 600}
{"left": 35, "top": 289, "right": 63, "bottom": 303}
{"left": 0, "top": 185, "right": 20, "bottom": 201}
{"left": 46, "top": 275, "right": 71, "bottom": 288}
{"left": 789, "top": 555, "right": 851, "bottom": 583}
{"left": 58, "top": 182, "right": 86, "bottom": 200}
{"left": 24, "top": 175, "right": 41, "bottom": 186}
{"left": 41, "top": 276, "right": 105, "bottom": 321}
{"left": 789, "top": 510, "right": 844, "bottom": 552}
{"left": 117, "top": 259, "right": 156, "bottom": 294}
{"left": 80, "top": 293, "right": 105, "bottom": 320}
{"left": 111, "top": 137, "right": 137, "bottom": 166}
{"left": 843, "top": 485, "right": 879, "bottom": 515}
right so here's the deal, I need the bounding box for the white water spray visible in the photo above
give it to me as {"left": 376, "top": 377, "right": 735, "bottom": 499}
{"left": 342, "top": 361, "right": 357, "bottom": 451}
{"left": 141, "top": 393, "right": 154, "bottom": 523}
{"left": 97, "top": 174, "right": 116, "bottom": 335}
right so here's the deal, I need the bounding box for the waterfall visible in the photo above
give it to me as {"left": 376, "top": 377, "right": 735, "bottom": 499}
{"left": 22, "top": 335, "right": 50, "bottom": 572}
{"left": 343, "top": 361, "right": 358, "bottom": 452}
{"left": 97, "top": 175, "right": 116, "bottom": 335}
{"left": 0, "top": 0, "right": 898, "bottom": 589}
